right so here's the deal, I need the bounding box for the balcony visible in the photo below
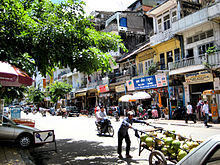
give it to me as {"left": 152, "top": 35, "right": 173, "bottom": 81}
{"left": 208, "top": 2, "right": 220, "bottom": 23}
{"left": 168, "top": 52, "right": 220, "bottom": 75}
{"left": 150, "top": 28, "right": 173, "bottom": 46}
{"left": 172, "top": 2, "right": 220, "bottom": 34}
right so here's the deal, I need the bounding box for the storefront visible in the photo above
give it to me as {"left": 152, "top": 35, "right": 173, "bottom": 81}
{"left": 87, "top": 89, "right": 98, "bottom": 108}
{"left": 126, "top": 73, "right": 168, "bottom": 109}
{"left": 75, "top": 91, "right": 87, "bottom": 110}
{"left": 97, "top": 84, "right": 111, "bottom": 107}
{"left": 184, "top": 70, "right": 214, "bottom": 106}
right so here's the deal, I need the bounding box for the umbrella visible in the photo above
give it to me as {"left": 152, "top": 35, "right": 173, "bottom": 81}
{"left": 118, "top": 95, "right": 136, "bottom": 102}
{"left": 0, "top": 61, "right": 34, "bottom": 87}
{"left": 133, "top": 91, "right": 151, "bottom": 100}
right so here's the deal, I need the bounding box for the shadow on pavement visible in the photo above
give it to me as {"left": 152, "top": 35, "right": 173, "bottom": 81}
{"left": 29, "top": 139, "right": 143, "bottom": 165}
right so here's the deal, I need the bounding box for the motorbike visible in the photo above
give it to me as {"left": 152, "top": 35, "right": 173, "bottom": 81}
{"left": 172, "top": 106, "right": 186, "bottom": 120}
{"left": 96, "top": 118, "right": 114, "bottom": 137}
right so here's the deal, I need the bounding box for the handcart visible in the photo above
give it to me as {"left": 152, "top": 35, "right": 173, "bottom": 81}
{"left": 134, "top": 125, "right": 201, "bottom": 165}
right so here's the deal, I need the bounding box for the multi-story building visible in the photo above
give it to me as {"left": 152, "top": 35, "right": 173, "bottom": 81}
{"left": 147, "top": 0, "right": 220, "bottom": 120}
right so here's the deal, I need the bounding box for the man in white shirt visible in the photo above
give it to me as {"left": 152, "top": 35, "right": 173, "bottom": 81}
{"left": 203, "top": 101, "right": 209, "bottom": 128}
{"left": 185, "top": 102, "right": 196, "bottom": 123}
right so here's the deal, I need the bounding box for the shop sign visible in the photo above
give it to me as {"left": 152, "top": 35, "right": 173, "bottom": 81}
{"left": 75, "top": 92, "right": 86, "bottom": 97}
{"left": 115, "top": 84, "right": 125, "bottom": 93}
{"left": 155, "top": 74, "right": 168, "bottom": 87}
{"left": 97, "top": 84, "right": 109, "bottom": 93}
{"left": 126, "top": 80, "right": 135, "bottom": 91}
{"left": 133, "top": 75, "right": 157, "bottom": 90}
{"left": 185, "top": 70, "right": 213, "bottom": 84}
{"left": 10, "top": 107, "right": 21, "bottom": 119}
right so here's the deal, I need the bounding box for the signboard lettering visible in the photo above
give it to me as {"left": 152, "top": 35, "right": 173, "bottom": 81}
{"left": 185, "top": 70, "right": 213, "bottom": 84}
{"left": 133, "top": 75, "right": 157, "bottom": 90}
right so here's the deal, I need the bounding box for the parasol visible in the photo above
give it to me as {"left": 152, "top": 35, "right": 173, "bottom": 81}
{"left": 118, "top": 95, "right": 136, "bottom": 102}
{"left": 0, "top": 61, "right": 34, "bottom": 87}
{"left": 132, "top": 91, "right": 151, "bottom": 100}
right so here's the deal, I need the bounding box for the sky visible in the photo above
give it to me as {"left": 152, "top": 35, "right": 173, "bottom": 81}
{"left": 51, "top": 0, "right": 137, "bottom": 14}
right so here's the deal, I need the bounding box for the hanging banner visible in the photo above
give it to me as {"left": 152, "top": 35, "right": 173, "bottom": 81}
{"left": 133, "top": 75, "right": 157, "bottom": 90}
{"left": 126, "top": 80, "right": 135, "bottom": 91}
{"left": 115, "top": 84, "right": 125, "bottom": 93}
{"left": 155, "top": 74, "right": 168, "bottom": 87}
{"left": 97, "top": 84, "right": 109, "bottom": 93}
{"left": 185, "top": 70, "right": 213, "bottom": 84}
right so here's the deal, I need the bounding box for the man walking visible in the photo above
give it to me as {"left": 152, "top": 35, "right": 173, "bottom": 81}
{"left": 203, "top": 101, "right": 209, "bottom": 128}
{"left": 117, "top": 111, "right": 149, "bottom": 159}
{"left": 185, "top": 102, "right": 196, "bottom": 123}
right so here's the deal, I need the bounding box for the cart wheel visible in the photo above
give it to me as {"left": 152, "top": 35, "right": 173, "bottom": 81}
{"left": 149, "top": 150, "right": 167, "bottom": 165}
{"left": 108, "top": 126, "right": 114, "bottom": 137}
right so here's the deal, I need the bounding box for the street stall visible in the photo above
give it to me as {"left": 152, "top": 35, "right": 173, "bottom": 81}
{"left": 202, "top": 89, "right": 218, "bottom": 123}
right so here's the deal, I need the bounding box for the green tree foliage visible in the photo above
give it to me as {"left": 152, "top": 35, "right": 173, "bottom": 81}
{"left": 0, "top": 0, "right": 126, "bottom": 76}
{"left": 0, "top": 86, "right": 26, "bottom": 104}
{"left": 47, "top": 81, "right": 72, "bottom": 104}
{"left": 25, "top": 86, "right": 45, "bottom": 106}
{"left": 148, "top": 63, "right": 159, "bottom": 75}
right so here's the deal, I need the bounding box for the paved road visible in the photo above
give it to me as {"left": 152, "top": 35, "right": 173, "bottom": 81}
{"left": 21, "top": 112, "right": 220, "bottom": 165}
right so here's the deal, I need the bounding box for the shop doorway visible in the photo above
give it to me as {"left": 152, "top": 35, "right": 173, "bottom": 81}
{"left": 190, "top": 82, "right": 213, "bottom": 108}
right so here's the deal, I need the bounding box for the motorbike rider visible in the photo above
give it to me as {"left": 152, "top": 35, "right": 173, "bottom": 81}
{"left": 117, "top": 111, "right": 149, "bottom": 159}
{"left": 96, "top": 106, "right": 108, "bottom": 130}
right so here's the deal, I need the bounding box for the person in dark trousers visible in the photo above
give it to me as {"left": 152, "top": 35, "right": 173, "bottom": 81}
{"left": 117, "top": 111, "right": 149, "bottom": 159}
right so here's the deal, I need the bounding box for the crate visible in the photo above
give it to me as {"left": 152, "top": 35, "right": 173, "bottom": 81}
{"left": 12, "top": 119, "right": 35, "bottom": 128}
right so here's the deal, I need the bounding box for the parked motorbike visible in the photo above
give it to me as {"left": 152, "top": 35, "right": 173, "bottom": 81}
{"left": 96, "top": 118, "right": 114, "bottom": 137}
{"left": 172, "top": 106, "right": 186, "bottom": 120}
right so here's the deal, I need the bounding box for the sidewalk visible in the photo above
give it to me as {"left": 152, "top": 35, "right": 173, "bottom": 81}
{"left": 0, "top": 146, "right": 25, "bottom": 165}
{"left": 147, "top": 118, "right": 220, "bottom": 129}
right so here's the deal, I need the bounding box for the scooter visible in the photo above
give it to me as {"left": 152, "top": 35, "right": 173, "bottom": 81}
{"left": 96, "top": 118, "right": 114, "bottom": 137}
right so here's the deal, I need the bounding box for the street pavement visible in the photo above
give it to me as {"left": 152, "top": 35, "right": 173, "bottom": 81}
{"left": 1, "top": 113, "right": 220, "bottom": 165}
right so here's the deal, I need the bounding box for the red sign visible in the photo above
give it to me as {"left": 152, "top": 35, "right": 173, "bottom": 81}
{"left": 97, "top": 84, "right": 109, "bottom": 93}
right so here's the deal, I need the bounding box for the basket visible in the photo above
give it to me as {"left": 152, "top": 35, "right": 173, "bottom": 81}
{"left": 12, "top": 119, "right": 35, "bottom": 128}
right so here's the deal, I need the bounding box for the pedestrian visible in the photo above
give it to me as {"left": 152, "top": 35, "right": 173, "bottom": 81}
{"left": 196, "top": 99, "right": 203, "bottom": 120}
{"left": 185, "top": 102, "right": 196, "bottom": 123}
{"left": 203, "top": 101, "right": 210, "bottom": 128}
{"left": 117, "top": 111, "right": 149, "bottom": 159}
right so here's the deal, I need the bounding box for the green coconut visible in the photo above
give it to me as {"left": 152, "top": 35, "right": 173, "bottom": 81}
{"left": 145, "top": 137, "right": 154, "bottom": 147}
{"left": 177, "top": 150, "right": 187, "bottom": 161}
{"left": 172, "top": 140, "right": 181, "bottom": 150}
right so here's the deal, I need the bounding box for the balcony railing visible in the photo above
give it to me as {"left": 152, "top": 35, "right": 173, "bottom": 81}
{"left": 168, "top": 52, "right": 220, "bottom": 71}
{"left": 150, "top": 28, "right": 173, "bottom": 46}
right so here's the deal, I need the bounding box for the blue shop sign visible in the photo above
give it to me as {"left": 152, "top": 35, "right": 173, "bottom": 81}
{"left": 10, "top": 107, "right": 21, "bottom": 119}
{"left": 133, "top": 75, "right": 157, "bottom": 90}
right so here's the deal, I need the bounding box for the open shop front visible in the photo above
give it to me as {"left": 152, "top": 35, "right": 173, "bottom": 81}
{"left": 75, "top": 91, "right": 86, "bottom": 110}
{"left": 202, "top": 89, "right": 218, "bottom": 123}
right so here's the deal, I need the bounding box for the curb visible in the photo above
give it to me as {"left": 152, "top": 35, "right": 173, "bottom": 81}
{"left": 149, "top": 121, "right": 220, "bottom": 129}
